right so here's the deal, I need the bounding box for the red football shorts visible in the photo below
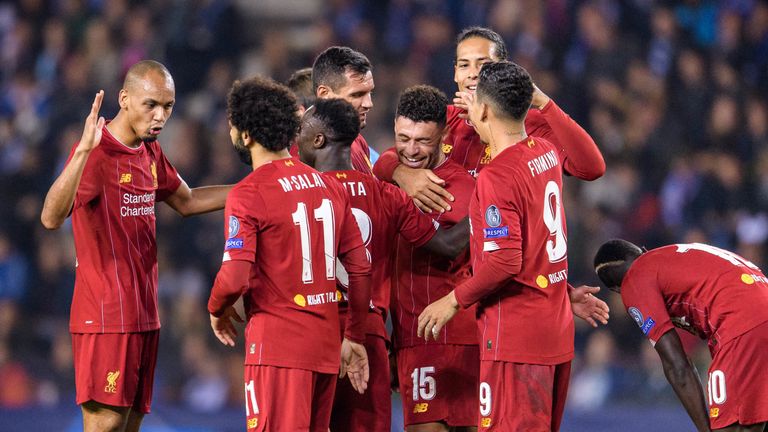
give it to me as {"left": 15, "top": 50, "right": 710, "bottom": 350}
{"left": 330, "top": 334, "right": 391, "bottom": 432}
{"left": 396, "top": 344, "right": 480, "bottom": 427}
{"left": 478, "top": 360, "right": 571, "bottom": 432}
{"left": 72, "top": 330, "right": 159, "bottom": 414}
{"left": 243, "top": 365, "right": 336, "bottom": 431}
{"left": 707, "top": 320, "right": 768, "bottom": 429}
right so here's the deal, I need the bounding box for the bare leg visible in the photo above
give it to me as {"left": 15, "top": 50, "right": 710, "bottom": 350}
{"left": 82, "top": 400, "right": 130, "bottom": 432}
{"left": 124, "top": 409, "right": 145, "bottom": 432}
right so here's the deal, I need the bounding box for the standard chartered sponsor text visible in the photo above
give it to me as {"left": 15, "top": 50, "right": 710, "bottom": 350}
{"left": 121, "top": 192, "right": 155, "bottom": 217}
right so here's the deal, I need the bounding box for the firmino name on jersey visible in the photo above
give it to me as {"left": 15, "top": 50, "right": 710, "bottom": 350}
{"left": 277, "top": 173, "right": 327, "bottom": 192}
{"left": 527, "top": 150, "right": 559, "bottom": 177}
{"left": 121, "top": 192, "right": 155, "bottom": 217}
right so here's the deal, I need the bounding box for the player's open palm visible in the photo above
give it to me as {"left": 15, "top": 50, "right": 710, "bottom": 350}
{"left": 340, "top": 338, "right": 369, "bottom": 394}
{"left": 77, "top": 90, "right": 106, "bottom": 153}
{"left": 569, "top": 285, "right": 610, "bottom": 327}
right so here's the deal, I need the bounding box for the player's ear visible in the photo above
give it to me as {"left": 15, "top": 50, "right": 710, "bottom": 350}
{"left": 118, "top": 89, "right": 128, "bottom": 110}
{"left": 313, "top": 132, "right": 326, "bottom": 149}
{"left": 240, "top": 130, "right": 252, "bottom": 147}
{"left": 480, "top": 102, "right": 489, "bottom": 122}
{"left": 316, "top": 85, "right": 332, "bottom": 99}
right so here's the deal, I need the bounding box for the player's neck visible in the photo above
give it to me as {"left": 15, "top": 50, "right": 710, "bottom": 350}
{"left": 314, "top": 146, "right": 353, "bottom": 173}
{"left": 488, "top": 119, "right": 527, "bottom": 159}
{"left": 250, "top": 145, "right": 292, "bottom": 171}
{"left": 107, "top": 113, "right": 142, "bottom": 148}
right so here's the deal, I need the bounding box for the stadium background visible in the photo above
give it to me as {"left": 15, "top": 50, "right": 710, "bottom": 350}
{"left": 1, "top": 0, "right": 767, "bottom": 430}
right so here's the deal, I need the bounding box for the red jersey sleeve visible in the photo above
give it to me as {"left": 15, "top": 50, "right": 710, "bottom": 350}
{"left": 526, "top": 101, "right": 605, "bottom": 181}
{"left": 620, "top": 266, "right": 675, "bottom": 346}
{"left": 148, "top": 143, "right": 182, "bottom": 202}
{"left": 382, "top": 182, "right": 436, "bottom": 247}
{"left": 220, "top": 184, "right": 261, "bottom": 263}
{"left": 372, "top": 147, "right": 399, "bottom": 183}
{"left": 66, "top": 142, "right": 102, "bottom": 209}
{"left": 477, "top": 178, "right": 523, "bottom": 255}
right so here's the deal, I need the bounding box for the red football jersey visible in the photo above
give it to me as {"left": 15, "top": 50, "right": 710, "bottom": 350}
{"left": 68, "top": 125, "right": 181, "bottom": 333}
{"left": 323, "top": 170, "right": 436, "bottom": 339}
{"left": 391, "top": 158, "right": 478, "bottom": 348}
{"left": 620, "top": 243, "right": 768, "bottom": 354}
{"left": 461, "top": 136, "right": 574, "bottom": 365}
{"left": 219, "top": 158, "right": 366, "bottom": 374}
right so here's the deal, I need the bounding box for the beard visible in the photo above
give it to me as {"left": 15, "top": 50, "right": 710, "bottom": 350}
{"left": 233, "top": 136, "right": 252, "bottom": 166}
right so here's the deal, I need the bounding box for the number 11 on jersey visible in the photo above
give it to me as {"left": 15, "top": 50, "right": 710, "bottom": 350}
{"left": 292, "top": 199, "right": 336, "bottom": 284}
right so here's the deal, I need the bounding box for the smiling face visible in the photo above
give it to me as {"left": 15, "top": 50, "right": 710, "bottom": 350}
{"left": 120, "top": 69, "right": 175, "bottom": 143}
{"left": 454, "top": 37, "right": 500, "bottom": 94}
{"left": 318, "top": 70, "right": 374, "bottom": 129}
{"left": 394, "top": 116, "right": 446, "bottom": 170}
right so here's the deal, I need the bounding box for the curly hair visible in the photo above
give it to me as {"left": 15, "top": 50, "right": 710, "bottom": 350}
{"left": 477, "top": 61, "right": 533, "bottom": 121}
{"left": 456, "top": 26, "right": 508, "bottom": 61}
{"left": 312, "top": 46, "right": 372, "bottom": 92}
{"left": 309, "top": 98, "right": 360, "bottom": 146}
{"left": 227, "top": 76, "right": 299, "bottom": 153}
{"left": 396, "top": 85, "right": 448, "bottom": 127}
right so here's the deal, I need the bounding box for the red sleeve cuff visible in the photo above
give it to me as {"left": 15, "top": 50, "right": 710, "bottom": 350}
{"left": 372, "top": 148, "right": 399, "bottom": 182}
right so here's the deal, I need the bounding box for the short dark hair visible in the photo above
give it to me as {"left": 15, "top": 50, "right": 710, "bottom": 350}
{"left": 456, "top": 26, "right": 508, "bottom": 61}
{"left": 312, "top": 46, "right": 372, "bottom": 92}
{"left": 476, "top": 61, "right": 533, "bottom": 120}
{"left": 227, "top": 76, "right": 299, "bottom": 152}
{"left": 286, "top": 67, "right": 315, "bottom": 108}
{"left": 396, "top": 85, "right": 448, "bottom": 127}
{"left": 308, "top": 98, "right": 360, "bottom": 146}
{"left": 593, "top": 239, "right": 644, "bottom": 288}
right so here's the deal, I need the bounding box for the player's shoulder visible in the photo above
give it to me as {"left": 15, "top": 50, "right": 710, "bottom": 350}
{"left": 435, "top": 158, "right": 475, "bottom": 182}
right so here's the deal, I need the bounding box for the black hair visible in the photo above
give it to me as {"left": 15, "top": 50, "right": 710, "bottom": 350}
{"left": 396, "top": 85, "right": 448, "bottom": 127}
{"left": 308, "top": 98, "right": 360, "bottom": 146}
{"left": 286, "top": 67, "right": 315, "bottom": 108}
{"left": 476, "top": 61, "right": 533, "bottom": 120}
{"left": 312, "top": 46, "right": 372, "bottom": 92}
{"left": 456, "top": 26, "right": 508, "bottom": 61}
{"left": 593, "top": 239, "right": 644, "bottom": 289}
{"left": 227, "top": 76, "right": 299, "bottom": 153}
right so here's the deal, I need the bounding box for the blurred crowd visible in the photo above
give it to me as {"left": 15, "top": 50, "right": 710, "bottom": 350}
{"left": 1, "top": 0, "right": 767, "bottom": 418}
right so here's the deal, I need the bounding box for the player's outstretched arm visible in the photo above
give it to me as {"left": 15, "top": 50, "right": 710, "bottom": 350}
{"left": 421, "top": 217, "right": 470, "bottom": 259}
{"left": 527, "top": 85, "right": 605, "bottom": 181}
{"left": 165, "top": 183, "right": 233, "bottom": 217}
{"left": 41, "top": 90, "right": 105, "bottom": 229}
{"left": 569, "top": 285, "right": 609, "bottom": 327}
{"left": 340, "top": 338, "right": 369, "bottom": 394}
{"left": 654, "top": 330, "right": 712, "bottom": 432}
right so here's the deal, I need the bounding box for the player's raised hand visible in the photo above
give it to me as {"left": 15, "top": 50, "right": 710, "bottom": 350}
{"left": 209, "top": 306, "right": 244, "bottom": 347}
{"left": 453, "top": 91, "right": 473, "bottom": 119}
{"left": 417, "top": 291, "right": 459, "bottom": 341}
{"left": 77, "top": 90, "right": 106, "bottom": 153}
{"left": 340, "top": 338, "right": 369, "bottom": 394}
{"left": 569, "top": 285, "right": 610, "bottom": 327}
{"left": 393, "top": 167, "right": 453, "bottom": 213}
{"left": 530, "top": 83, "right": 551, "bottom": 110}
